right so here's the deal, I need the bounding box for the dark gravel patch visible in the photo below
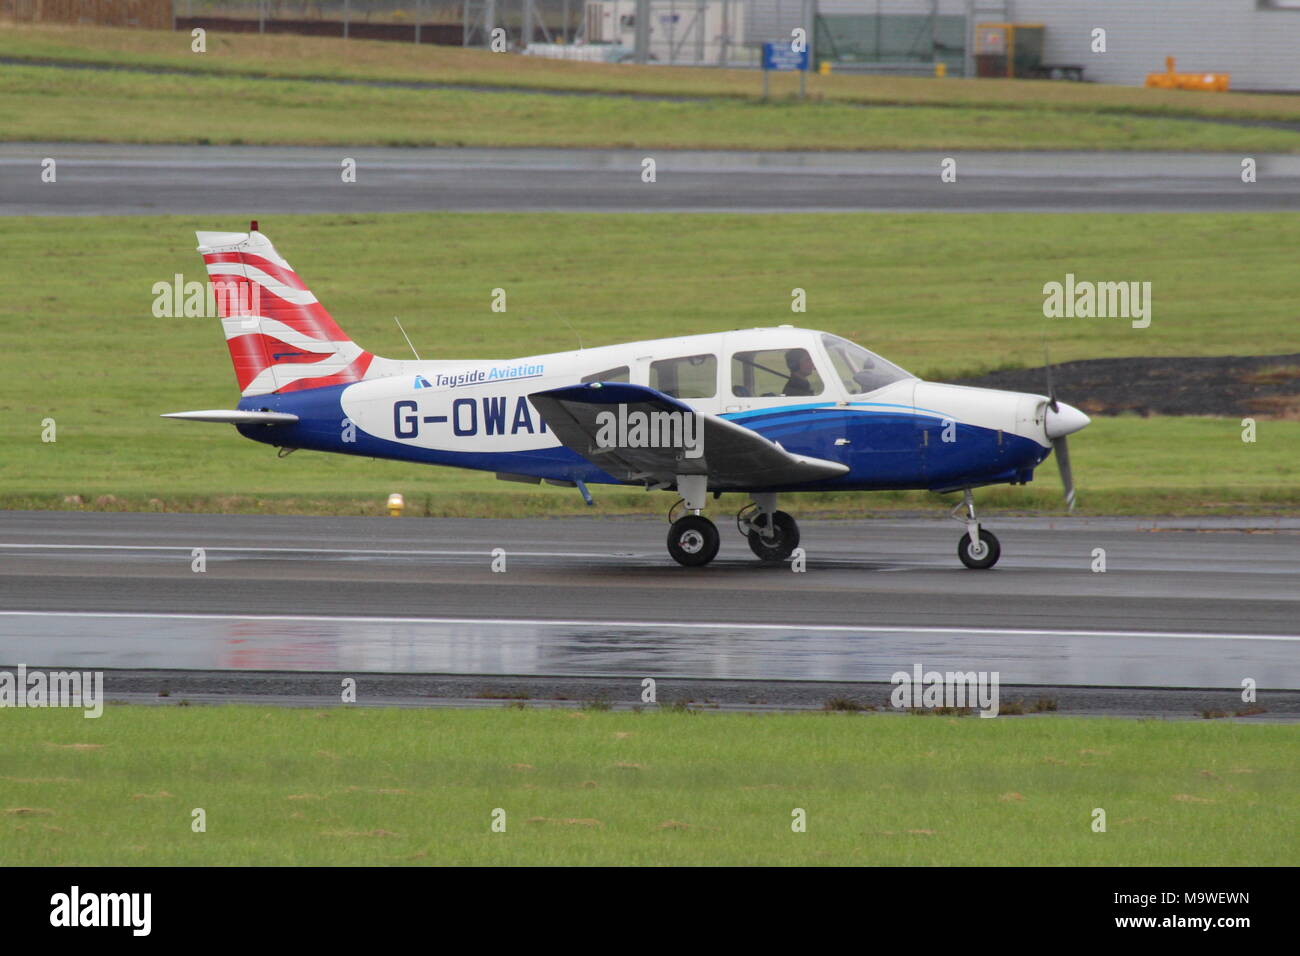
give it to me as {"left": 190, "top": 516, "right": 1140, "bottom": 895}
{"left": 48, "top": 668, "right": 1300, "bottom": 719}
{"left": 953, "top": 353, "right": 1300, "bottom": 418}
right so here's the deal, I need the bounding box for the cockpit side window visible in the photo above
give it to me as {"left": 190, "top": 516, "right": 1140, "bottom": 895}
{"left": 730, "top": 348, "right": 824, "bottom": 398}
{"left": 650, "top": 354, "right": 717, "bottom": 398}
{"left": 821, "top": 334, "right": 913, "bottom": 395}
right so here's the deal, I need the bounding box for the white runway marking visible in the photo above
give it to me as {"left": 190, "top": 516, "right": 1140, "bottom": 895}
{"left": 0, "top": 610, "right": 1295, "bottom": 642}
{"left": 0, "top": 543, "right": 632, "bottom": 559}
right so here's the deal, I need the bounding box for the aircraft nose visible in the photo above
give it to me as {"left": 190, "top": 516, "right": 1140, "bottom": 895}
{"left": 1045, "top": 401, "right": 1091, "bottom": 439}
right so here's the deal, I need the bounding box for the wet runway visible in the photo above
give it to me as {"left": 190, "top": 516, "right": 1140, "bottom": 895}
{"left": 1, "top": 511, "right": 1297, "bottom": 690}
{"left": 4, "top": 144, "right": 1298, "bottom": 215}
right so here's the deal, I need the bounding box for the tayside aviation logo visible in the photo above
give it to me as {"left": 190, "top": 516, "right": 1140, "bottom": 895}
{"left": 433, "top": 363, "right": 546, "bottom": 389}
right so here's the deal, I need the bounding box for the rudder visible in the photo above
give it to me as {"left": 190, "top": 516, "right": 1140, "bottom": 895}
{"left": 197, "top": 224, "right": 374, "bottom": 396}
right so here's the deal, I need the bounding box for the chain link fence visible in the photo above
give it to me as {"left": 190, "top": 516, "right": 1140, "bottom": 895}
{"left": 173, "top": 0, "right": 592, "bottom": 43}
{"left": 0, "top": 0, "right": 965, "bottom": 72}
{"left": 153, "top": 0, "right": 958, "bottom": 74}
{"left": 169, "top": 0, "right": 815, "bottom": 66}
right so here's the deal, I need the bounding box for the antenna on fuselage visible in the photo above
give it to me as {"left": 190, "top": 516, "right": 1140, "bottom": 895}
{"left": 557, "top": 314, "right": 583, "bottom": 352}
{"left": 526, "top": 309, "right": 583, "bottom": 352}
{"left": 393, "top": 316, "right": 421, "bottom": 361}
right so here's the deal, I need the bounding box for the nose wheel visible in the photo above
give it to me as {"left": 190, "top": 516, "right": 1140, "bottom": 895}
{"left": 957, "top": 529, "right": 1000, "bottom": 569}
{"left": 667, "top": 514, "right": 720, "bottom": 567}
{"left": 737, "top": 497, "right": 800, "bottom": 564}
{"left": 746, "top": 510, "right": 800, "bottom": 563}
{"left": 952, "top": 489, "right": 1001, "bottom": 569}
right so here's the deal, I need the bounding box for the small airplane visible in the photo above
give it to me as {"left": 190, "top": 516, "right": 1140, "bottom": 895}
{"left": 165, "top": 224, "right": 1091, "bottom": 570}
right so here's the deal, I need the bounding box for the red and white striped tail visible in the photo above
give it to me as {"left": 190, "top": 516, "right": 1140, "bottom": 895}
{"left": 197, "top": 226, "right": 374, "bottom": 396}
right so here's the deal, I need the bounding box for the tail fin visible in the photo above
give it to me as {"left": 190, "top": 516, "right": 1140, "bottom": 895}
{"left": 197, "top": 225, "right": 374, "bottom": 396}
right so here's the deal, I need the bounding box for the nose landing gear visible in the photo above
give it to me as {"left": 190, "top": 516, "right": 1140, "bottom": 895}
{"left": 737, "top": 493, "right": 800, "bottom": 564}
{"left": 738, "top": 504, "right": 800, "bottom": 563}
{"left": 952, "top": 488, "right": 1001, "bottom": 569}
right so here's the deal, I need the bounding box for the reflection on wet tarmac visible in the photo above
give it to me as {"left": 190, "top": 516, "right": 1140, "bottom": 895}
{"left": 2, "top": 612, "right": 1297, "bottom": 689}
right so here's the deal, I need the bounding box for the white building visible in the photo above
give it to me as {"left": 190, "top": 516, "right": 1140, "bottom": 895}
{"left": 584, "top": 0, "right": 750, "bottom": 64}
{"left": 814, "top": 0, "right": 1300, "bottom": 91}
{"left": 562, "top": 0, "right": 1300, "bottom": 89}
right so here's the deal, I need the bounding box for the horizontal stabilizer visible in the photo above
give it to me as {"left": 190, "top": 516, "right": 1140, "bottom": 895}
{"left": 160, "top": 409, "right": 300, "bottom": 424}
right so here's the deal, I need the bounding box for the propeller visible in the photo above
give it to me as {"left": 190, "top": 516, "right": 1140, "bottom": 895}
{"left": 1053, "top": 428, "right": 1076, "bottom": 512}
{"left": 1042, "top": 343, "right": 1087, "bottom": 512}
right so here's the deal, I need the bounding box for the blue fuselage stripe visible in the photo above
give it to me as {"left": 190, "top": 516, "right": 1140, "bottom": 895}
{"left": 237, "top": 389, "right": 1048, "bottom": 493}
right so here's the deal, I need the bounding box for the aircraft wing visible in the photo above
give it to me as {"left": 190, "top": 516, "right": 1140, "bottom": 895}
{"left": 529, "top": 382, "right": 848, "bottom": 489}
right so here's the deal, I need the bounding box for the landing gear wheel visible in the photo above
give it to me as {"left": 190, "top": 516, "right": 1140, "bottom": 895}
{"left": 668, "top": 514, "right": 720, "bottom": 567}
{"left": 957, "top": 529, "right": 1001, "bottom": 570}
{"left": 748, "top": 510, "right": 800, "bottom": 563}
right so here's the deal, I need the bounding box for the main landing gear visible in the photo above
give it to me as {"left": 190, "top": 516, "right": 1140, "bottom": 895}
{"left": 952, "top": 488, "right": 1001, "bottom": 570}
{"left": 666, "top": 513, "right": 719, "bottom": 567}
{"left": 664, "top": 482, "right": 998, "bottom": 570}
{"left": 665, "top": 482, "right": 802, "bottom": 568}
{"left": 665, "top": 476, "right": 719, "bottom": 567}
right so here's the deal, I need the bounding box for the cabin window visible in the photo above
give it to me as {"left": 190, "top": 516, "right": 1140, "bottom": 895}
{"left": 581, "top": 366, "right": 630, "bottom": 384}
{"left": 650, "top": 353, "right": 717, "bottom": 399}
{"left": 821, "top": 334, "right": 913, "bottom": 395}
{"left": 730, "top": 348, "right": 823, "bottom": 398}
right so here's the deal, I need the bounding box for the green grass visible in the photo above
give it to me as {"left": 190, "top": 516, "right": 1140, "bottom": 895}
{"left": 8, "top": 63, "right": 1300, "bottom": 152}
{"left": 2, "top": 705, "right": 1295, "bottom": 865}
{"left": 4, "top": 24, "right": 1300, "bottom": 151}
{"left": 2, "top": 212, "right": 1296, "bottom": 517}
{"left": 7, "top": 22, "right": 1300, "bottom": 123}
{"left": 8, "top": 416, "right": 1296, "bottom": 518}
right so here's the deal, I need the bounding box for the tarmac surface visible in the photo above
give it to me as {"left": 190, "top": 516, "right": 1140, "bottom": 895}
{"left": 1, "top": 512, "right": 1297, "bottom": 715}
{"left": 4, "top": 144, "right": 1298, "bottom": 214}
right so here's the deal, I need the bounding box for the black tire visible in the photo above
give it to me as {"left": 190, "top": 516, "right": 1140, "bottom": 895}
{"left": 667, "top": 515, "right": 720, "bottom": 567}
{"left": 747, "top": 510, "right": 800, "bottom": 563}
{"left": 957, "top": 529, "right": 1000, "bottom": 570}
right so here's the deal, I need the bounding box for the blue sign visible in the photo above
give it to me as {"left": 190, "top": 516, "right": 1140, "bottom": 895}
{"left": 762, "top": 42, "right": 809, "bottom": 72}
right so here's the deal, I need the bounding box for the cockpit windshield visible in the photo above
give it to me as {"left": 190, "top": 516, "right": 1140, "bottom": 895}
{"left": 821, "top": 334, "right": 914, "bottom": 395}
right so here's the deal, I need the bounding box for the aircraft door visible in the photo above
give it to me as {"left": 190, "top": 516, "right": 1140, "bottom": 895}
{"left": 835, "top": 378, "right": 923, "bottom": 486}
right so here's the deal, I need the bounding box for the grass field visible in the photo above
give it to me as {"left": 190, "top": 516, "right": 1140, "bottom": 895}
{"left": 3, "top": 23, "right": 1300, "bottom": 151}
{"left": 7, "top": 22, "right": 1300, "bottom": 122}
{"left": 3, "top": 211, "right": 1296, "bottom": 517}
{"left": 2, "top": 705, "right": 1295, "bottom": 866}
{"left": 13, "top": 64, "right": 1300, "bottom": 152}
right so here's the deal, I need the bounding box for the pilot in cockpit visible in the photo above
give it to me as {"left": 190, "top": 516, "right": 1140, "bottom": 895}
{"left": 783, "top": 349, "right": 817, "bottom": 397}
